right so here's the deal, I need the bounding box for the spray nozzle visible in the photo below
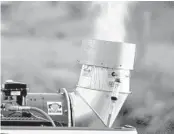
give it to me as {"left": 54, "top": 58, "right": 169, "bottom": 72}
{"left": 111, "top": 96, "right": 117, "bottom": 101}
{"left": 110, "top": 77, "right": 121, "bottom": 101}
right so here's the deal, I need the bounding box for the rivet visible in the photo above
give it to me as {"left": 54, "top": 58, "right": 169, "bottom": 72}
{"left": 64, "top": 109, "right": 68, "bottom": 113}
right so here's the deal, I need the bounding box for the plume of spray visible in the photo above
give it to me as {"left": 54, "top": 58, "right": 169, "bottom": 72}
{"left": 91, "top": 1, "right": 130, "bottom": 42}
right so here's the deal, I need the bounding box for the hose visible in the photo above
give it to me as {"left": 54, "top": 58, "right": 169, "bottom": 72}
{"left": 6, "top": 105, "right": 56, "bottom": 127}
{"left": 29, "top": 107, "right": 56, "bottom": 127}
{"left": 30, "top": 111, "right": 50, "bottom": 122}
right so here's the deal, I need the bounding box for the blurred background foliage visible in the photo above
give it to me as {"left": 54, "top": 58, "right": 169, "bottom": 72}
{"left": 1, "top": 1, "right": 174, "bottom": 134}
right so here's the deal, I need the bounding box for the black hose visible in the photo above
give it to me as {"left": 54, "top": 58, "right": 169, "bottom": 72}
{"left": 6, "top": 105, "right": 56, "bottom": 127}
{"left": 30, "top": 107, "right": 56, "bottom": 127}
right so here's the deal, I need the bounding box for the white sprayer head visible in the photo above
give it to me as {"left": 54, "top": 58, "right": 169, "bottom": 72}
{"left": 70, "top": 39, "right": 136, "bottom": 128}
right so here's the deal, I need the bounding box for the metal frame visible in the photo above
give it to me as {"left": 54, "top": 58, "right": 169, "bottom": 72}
{"left": 59, "top": 88, "right": 72, "bottom": 127}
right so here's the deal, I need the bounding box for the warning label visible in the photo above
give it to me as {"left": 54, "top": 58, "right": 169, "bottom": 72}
{"left": 47, "top": 102, "right": 63, "bottom": 115}
{"left": 82, "top": 66, "right": 92, "bottom": 77}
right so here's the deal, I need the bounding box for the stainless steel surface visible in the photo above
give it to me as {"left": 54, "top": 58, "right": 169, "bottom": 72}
{"left": 79, "top": 39, "right": 136, "bottom": 70}
{"left": 77, "top": 65, "right": 130, "bottom": 92}
{"left": 69, "top": 66, "right": 131, "bottom": 127}
{"left": 70, "top": 92, "right": 106, "bottom": 128}
{"left": 69, "top": 39, "right": 136, "bottom": 128}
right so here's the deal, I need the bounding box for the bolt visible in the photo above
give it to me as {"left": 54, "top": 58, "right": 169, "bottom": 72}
{"left": 111, "top": 72, "right": 117, "bottom": 77}
{"left": 64, "top": 109, "right": 68, "bottom": 113}
{"left": 115, "top": 78, "right": 121, "bottom": 83}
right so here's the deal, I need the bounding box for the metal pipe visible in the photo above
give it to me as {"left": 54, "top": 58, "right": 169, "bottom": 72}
{"left": 60, "top": 88, "right": 72, "bottom": 127}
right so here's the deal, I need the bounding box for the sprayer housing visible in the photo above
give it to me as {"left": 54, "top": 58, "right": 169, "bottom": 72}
{"left": 70, "top": 39, "right": 136, "bottom": 128}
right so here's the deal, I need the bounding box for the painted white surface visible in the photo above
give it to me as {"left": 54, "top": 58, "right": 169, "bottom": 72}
{"left": 1, "top": 130, "right": 138, "bottom": 134}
